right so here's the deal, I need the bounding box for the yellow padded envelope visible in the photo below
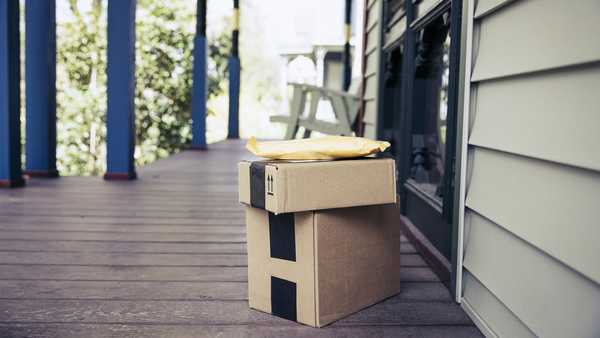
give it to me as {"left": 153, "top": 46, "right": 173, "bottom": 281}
{"left": 246, "top": 136, "right": 390, "bottom": 160}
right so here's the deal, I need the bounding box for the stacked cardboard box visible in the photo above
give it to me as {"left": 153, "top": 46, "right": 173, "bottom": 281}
{"left": 239, "top": 159, "right": 401, "bottom": 327}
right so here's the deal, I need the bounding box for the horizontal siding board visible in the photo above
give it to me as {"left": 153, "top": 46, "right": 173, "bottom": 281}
{"left": 415, "top": 0, "right": 442, "bottom": 22}
{"left": 473, "top": 0, "right": 516, "bottom": 18}
{"left": 466, "top": 148, "right": 600, "bottom": 285}
{"left": 384, "top": 16, "right": 406, "bottom": 48}
{"left": 363, "top": 124, "right": 377, "bottom": 139}
{"left": 366, "top": 25, "right": 380, "bottom": 53}
{"left": 462, "top": 270, "right": 536, "bottom": 338}
{"left": 469, "top": 64, "right": 600, "bottom": 172}
{"left": 463, "top": 210, "right": 600, "bottom": 338}
{"left": 471, "top": 0, "right": 600, "bottom": 81}
{"left": 363, "top": 74, "right": 378, "bottom": 100}
{"left": 367, "top": 0, "right": 380, "bottom": 29}
{"left": 363, "top": 100, "right": 377, "bottom": 124}
{"left": 364, "top": 53, "right": 379, "bottom": 77}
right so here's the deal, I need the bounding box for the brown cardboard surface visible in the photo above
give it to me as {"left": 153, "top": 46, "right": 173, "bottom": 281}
{"left": 245, "top": 202, "right": 401, "bottom": 327}
{"left": 239, "top": 159, "right": 396, "bottom": 214}
{"left": 246, "top": 207, "right": 317, "bottom": 326}
{"left": 314, "top": 203, "right": 401, "bottom": 326}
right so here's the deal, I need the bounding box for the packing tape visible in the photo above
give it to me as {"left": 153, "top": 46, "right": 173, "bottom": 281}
{"left": 249, "top": 162, "right": 266, "bottom": 209}
{"left": 271, "top": 276, "right": 297, "bottom": 322}
{"left": 268, "top": 212, "right": 296, "bottom": 261}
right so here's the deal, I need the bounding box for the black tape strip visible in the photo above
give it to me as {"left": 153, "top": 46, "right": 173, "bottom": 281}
{"left": 268, "top": 212, "right": 296, "bottom": 261}
{"left": 271, "top": 276, "right": 297, "bottom": 322}
{"left": 249, "top": 162, "right": 266, "bottom": 209}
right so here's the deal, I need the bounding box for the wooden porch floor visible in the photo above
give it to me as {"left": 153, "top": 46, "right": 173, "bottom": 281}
{"left": 0, "top": 140, "right": 481, "bottom": 338}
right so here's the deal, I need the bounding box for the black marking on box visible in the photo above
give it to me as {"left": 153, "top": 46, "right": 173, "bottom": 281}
{"left": 268, "top": 212, "right": 296, "bottom": 261}
{"left": 271, "top": 276, "right": 297, "bottom": 322}
{"left": 249, "top": 162, "right": 266, "bottom": 209}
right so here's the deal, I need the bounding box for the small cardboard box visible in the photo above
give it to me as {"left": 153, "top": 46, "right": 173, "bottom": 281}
{"left": 239, "top": 158, "right": 396, "bottom": 214}
{"left": 246, "top": 203, "right": 401, "bottom": 327}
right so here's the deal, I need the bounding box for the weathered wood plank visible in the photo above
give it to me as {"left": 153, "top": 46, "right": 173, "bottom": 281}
{"left": 0, "top": 265, "right": 249, "bottom": 282}
{"left": 0, "top": 240, "right": 247, "bottom": 254}
{"left": 0, "top": 252, "right": 422, "bottom": 267}
{"left": 0, "top": 216, "right": 244, "bottom": 226}
{"left": 0, "top": 281, "right": 450, "bottom": 302}
{"left": 0, "top": 266, "right": 434, "bottom": 283}
{"left": 0, "top": 231, "right": 246, "bottom": 242}
{"left": 0, "top": 240, "right": 416, "bottom": 254}
{"left": 0, "top": 224, "right": 246, "bottom": 233}
{"left": 0, "top": 324, "right": 483, "bottom": 338}
{"left": 0, "top": 300, "right": 473, "bottom": 326}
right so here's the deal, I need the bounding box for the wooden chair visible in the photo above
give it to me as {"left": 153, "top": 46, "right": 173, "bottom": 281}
{"left": 270, "top": 82, "right": 361, "bottom": 139}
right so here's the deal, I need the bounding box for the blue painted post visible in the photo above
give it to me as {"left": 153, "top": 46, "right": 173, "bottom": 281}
{"left": 227, "top": 0, "right": 240, "bottom": 139}
{"left": 25, "top": 0, "right": 58, "bottom": 178}
{"left": 104, "top": 0, "right": 137, "bottom": 180}
{"left": 342, "top": 0, "right": 352, "bottom": 91}
{"left": 0, "top": 0, "right": 24, "bottom": 188}
{"left": 190, "top": 0, "right": 207, "bottom": 150}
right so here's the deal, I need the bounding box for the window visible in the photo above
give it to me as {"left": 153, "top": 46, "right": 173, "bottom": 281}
{"left": 407, "top": 13, "right": 450, "bottom": 202}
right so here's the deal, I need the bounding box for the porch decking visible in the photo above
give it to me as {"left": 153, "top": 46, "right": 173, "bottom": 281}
{"left": 0, "top": 140, "right": 481, "bottom": 338}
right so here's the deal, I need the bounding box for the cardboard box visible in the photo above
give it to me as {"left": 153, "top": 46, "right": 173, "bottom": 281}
{"left": 239, "top": 159, "right": 396, "bottom": 214}
{"left": 246, "top": 203, "right": 401, "bottom": 327}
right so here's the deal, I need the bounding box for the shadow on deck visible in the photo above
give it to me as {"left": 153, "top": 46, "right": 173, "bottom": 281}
{"left": 0, "top": 140, "right": 481, "bottom": 338}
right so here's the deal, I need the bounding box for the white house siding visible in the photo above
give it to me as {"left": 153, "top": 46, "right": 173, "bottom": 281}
{"left": 461, "top": 0, "right": 600, "bottom": 337}
{"left": 362, "top": 0, "right": 383, "bottom": 138}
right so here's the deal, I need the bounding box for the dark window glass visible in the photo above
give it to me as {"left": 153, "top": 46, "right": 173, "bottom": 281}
{"left": 408, "top": 14, "right": 450, "bottom": 202}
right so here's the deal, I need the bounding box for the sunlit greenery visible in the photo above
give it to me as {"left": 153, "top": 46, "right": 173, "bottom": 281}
{"left": 56, "top": 0, "right": 230, "bottom": 175}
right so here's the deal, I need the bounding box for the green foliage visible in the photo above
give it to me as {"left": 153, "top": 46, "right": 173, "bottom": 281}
{"left": 56, "top": 0, "right": 230, "bottom": 175}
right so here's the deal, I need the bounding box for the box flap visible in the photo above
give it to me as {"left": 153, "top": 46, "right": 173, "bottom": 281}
{"left": 239, "top": 159, "right": 396, "bottom": 214}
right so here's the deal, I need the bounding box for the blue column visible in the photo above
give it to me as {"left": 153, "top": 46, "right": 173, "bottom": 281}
{"left": 342, "top": 0, "right": 352, "bottom": 91}
{"left": 227, "top": 0, "right": 240, "bottom": 139}
{"left": 25, "top": 0, "right": 58, "bottom": 178}
{"left": 190, "top": 0, "right": 207, "bottom": 150}
{"left": 105, "top": 0, "right": 137, "bottom": 180}
{"left": 0, "top": 0, "right": 24, "bottom": 188}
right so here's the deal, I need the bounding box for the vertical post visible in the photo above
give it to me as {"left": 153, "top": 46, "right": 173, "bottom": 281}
{"left": 0, "top": 0, "right": 24, "bottom": 188}
{"left": 315, "top": 48, "right": 326, "bottom": 87}
{"left": 227, "top": 0, "right": 240, "bottom": 139}
{"left": 25, "top": 0, "right": 58, "bottom": 177}
{"left": 105, "top": 0, "right": 137, "bottom": 180}
{"left": 190, "top": 0, "right": 207, "bottom": 149}
{"left": 342, "top": 0, "right": 352, "bottom": 91}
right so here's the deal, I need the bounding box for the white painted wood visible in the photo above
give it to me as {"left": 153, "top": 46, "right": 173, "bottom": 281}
{"left": 363, "top": 75, "right": 378, "bottom": 100}
{"left": 363, "top": 100, "right": 377, "bottom": 124}
{"left": 415, "top": 0, "right": 443, "bottom": 21}
{"left": 363, "top": 124, "right": 376, "bottom": 139}
{"left": 367, "top": 0, "right": 380, "bottom": 30}
{"left": 462, "top": 270, "right": 536, "bottom": 338}
{"left": 461, "top": 299, "right": 497, "bottom": 338}
{"left": 362, "top": 0, "right": 383, "bottom": 137}
{"left": 471, "top": 0, "right": 600, "bottom": 81}
{"left": 366, "top": 26, "right": 380, "bottom": 54}
{"left": 464, "top": 211, "right": 600, "bottom": 338}
{"left": 454, "top": 0, "right": 476, "bottom": 304}
{"left": 365, "top": 53, "right": 379, "bottom": 77}
{"left": 461, "top": 0, "right": 600, "bottom": 336}
{"left": 466, "top": 148, "right": 600, "bottom": 285}
{"left": 473, "top": 0, "right": 516, "bottom": 19}
{"left": 384, "top": 16, "right": 406, "bottom": 49}
{"left": 470, "top": 64, "right": 600, "bottom": 172}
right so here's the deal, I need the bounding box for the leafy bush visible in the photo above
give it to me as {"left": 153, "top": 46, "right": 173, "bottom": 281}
{"left": 56, "top": 0, "right": 229, "bottom": 175}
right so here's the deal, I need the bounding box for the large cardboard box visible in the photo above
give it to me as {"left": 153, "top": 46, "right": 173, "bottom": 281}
{"left": 246, "top": 203, "right": 401, "bottom": 327}
{"left": 239, "top": 159, "right": 396, "bottom": 214}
